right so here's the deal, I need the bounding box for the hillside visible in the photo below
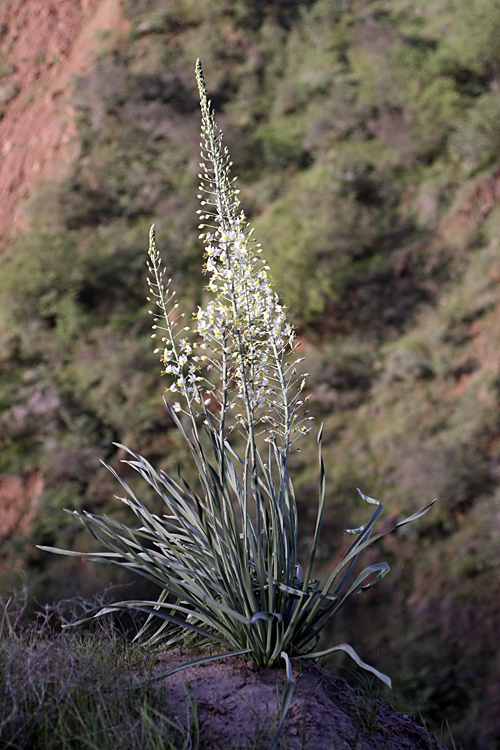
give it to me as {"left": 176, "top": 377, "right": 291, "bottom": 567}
{"left": 1, "top": 0, "right": 500, "bottom": 747}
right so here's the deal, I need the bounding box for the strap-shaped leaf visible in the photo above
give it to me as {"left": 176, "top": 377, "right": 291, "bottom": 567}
{"left": 300, "top": 643, "right": 392, "bottom": 688}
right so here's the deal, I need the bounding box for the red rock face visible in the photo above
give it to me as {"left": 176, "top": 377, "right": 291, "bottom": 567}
{"left": 0, "top": 0, "right": 129, "bottom": 248}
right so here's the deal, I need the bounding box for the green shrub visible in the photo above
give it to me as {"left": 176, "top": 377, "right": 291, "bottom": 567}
{"left": 449, "top": 92, "right": 500, "bottom": 172}
{"left": 437, "top": 0, "right": 500, "bottom": 80}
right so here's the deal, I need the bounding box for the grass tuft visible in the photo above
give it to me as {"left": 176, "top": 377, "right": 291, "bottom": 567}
{"left": 0, "top": 590, "right": 195, "bottom": 750}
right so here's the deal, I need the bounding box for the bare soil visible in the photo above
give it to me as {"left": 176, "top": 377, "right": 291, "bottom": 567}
{"left": 0, "top": 468, "right": 43, "bottom": 539}
{"left": 143, "top": 649, "right": 447, "bottom": 750}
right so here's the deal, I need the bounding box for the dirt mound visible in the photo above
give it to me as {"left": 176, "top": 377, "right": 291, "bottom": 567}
{"left": 0, "top": 0, "right": 129, "bottom": 249}
{"left": 146, "top": 650, "right": 446, "bottom": 750}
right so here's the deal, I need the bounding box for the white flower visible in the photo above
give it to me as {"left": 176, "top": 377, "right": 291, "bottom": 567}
{"left": 172, "top": 402, "right": 182, "bottom": 413}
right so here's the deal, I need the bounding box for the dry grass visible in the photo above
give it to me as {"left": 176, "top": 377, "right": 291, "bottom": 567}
{"left": 0, "top": 589, "right": 196, "bottom": 750}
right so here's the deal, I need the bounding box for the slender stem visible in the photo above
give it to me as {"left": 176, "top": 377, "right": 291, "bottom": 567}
{"left": 148, "top": 227, "right": 205, "bottom": 447}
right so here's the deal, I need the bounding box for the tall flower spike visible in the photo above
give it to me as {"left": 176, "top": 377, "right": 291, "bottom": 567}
{"left": 193, "top": 59, "right": 310, "bottom": 451}
{"left": 147, "top": 224, "right": 201, "bottom": 407}
{"left": 146, "top": 60, "right": 310, "bottom": 451}
{"left": 195, "top": 59, "right": 240, "bottom": 236}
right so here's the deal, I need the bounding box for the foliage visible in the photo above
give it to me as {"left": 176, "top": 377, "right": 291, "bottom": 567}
{"left": 449, "top": 92, "right": 500, "bottom": 172}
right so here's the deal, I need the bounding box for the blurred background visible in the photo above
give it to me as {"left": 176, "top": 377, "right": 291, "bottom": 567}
{"left": 1, "top": 0, "right": 500, "bottom": 747}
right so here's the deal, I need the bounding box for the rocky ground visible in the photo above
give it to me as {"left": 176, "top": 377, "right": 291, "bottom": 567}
{"left": 144, "top": 649, "right": 447, "bottom": 750}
